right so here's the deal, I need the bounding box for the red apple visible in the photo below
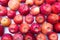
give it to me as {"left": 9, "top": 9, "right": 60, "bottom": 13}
{"left": 41, "top": 22, "right": 53, "bottom": 34}
{"left": 52, "top": 2, "right": 60, "bottom": 14}
{"left": 0, "top": 6, "right": 7, "bottom": 16}
{"left": 47, "top": 14, "right": 59, "bottom": 24}
{"left": 21, "top": 0, "right": 26, "bottom": 2}
{"left": 25, "top": 0, "right": 34, "bottom": 5}
{"left": 54, "top": 23, "right": 60, "bottom": 33}
{"left": 59, "top": 16, "right": 60, "bottom": 22}
{"left": 19, "top": 23, "right": 30, "bottom": 34}
{"left": 30, "top": 23, "right": 41, "bottom": 33}
{"left": 0, "top": 0, "right": 9, "bottom": 6}
{"left": 14, "top": 14, "right": 23, "bottom": 24}
{"left": 36, "top": 33, "right": 46, "bottom": 40}
{"left": 48, "top": 32, "right": 58, "bottom": 40}
{"left": 36, "top": 14, "right": 45, "bottom": 24}
{"left": 9, "top": 24, "right": 19, "bottom": 34}
{"left": 40, "top": 4, "right": 51, "bottom": 15}
{"left": 7, "top": 10, "right": 16, "bottom": 19}
{"left": 1, "top": 17, "right": 11, "bottom": 27}
{"left": 8, "top": 0, "right": 20, "bottom": 10}
{"left": 34, "top": 0, "right": 44, "bottom": 5}
{"left": 25, "top": 14, "right": 34, "bottom": 24}
{"left": 18, "top": 4, "right": 29, "bottom": 15}
{"left": 46, "top": 0, "right": 56, "bottom": 4}
{"left": 24, "top": 33, "right": 34, "bottom": 40}
{"left": 30, "top": 6, "right": 40, "bottom": 15}
{"left": 13, "top": 33, "right": 23, "bottom": 40}
{"left": 0, "top": 25, "right": 4, "bottom": 36}
{"left": 1, "top": 34, "right": 13, "bottom": 40}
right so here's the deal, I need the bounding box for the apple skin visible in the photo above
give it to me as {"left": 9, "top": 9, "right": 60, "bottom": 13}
{"left": 8, "top": 0, "right": 20, "bottom": 10}
{"left": 47, "top": 14, "right": 59, "bottom": 24}
{"left": 9, "top": 24, "right": 19, "bottom": 34}
{"left": 54, "top": 23, "right": 60, "bottom": 33}
{"left": 1, "top": 17, "right": 11, "bottom": 27}
{"left": 59, "top": 16, "right": 60, "bottom": 22}
{"left": 34, "top": 0, "right": 44, "bottom": 5}
{"left": 36, "top": 14, "right": 45, "bottom": 24}
{"left": 48, "top": 32, "right": 58, "bottom": 40}
{"left": 58, "top": 0, "right": 60, "bottom": 2}
{"left": 36, "top": 33, "right": 46, "bottom": 40}
{"left": 1, "top": 34, "right": 13, "bottom": 40}
{"left": 18, "top": 4, "right": 29, "bottom": 15}
{"left": 30, "top": 23, "right": 41, "bottom": 34}
{"left": 25, "top": 0, "right": 34, "bottom": 5}
{"left": 7, "top": 10, "right": 16, "bottom": 19}
{"left": 0, "top": 17, "right": 2, "bottom": 24}
{"left": 30, "top": 6, "right": 40, "bottom": 16}
{"left": 0, "top": 25, "right": 4, "bottom": 36}
{"left": 24, "top": 33, "right": 35, "bottom": 40}
{"left": 41, "top": 22, "right": 53, "bottom": 34}
{"left": 14, "top": 14, "right": 23, "bottom": 24}
{"left": 0, "top": 6, "right": 7, "bottom": 16}
{"left": 46, "top": 0, "right": 56, "bottom": 4}
{"left": 21, "top": 0, "right": 26, "bottom": 2}
{"left": 52, "top": 2, "right": 60, "bottom": 14}
{"left": 19, "top": 23, "right": 30, "bottom": 34}
{"left": 25, "top": 14, "right": 34, "bottom": 24}
{"left": 0, "top": 0, "right": 9, "bottom": 6}
{"left": 13, "top": 33, "right": 23, "bottom": 40}
{"left": 40, "top": 4, "right": 51, "bottom": 15}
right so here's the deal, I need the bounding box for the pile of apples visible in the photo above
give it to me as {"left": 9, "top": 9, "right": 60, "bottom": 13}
{"left": 0, "top": 0, "right": 60, "bottom": 40}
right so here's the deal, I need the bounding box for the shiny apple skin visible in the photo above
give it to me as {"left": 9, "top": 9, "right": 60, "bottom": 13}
{"left": 13, "top": 33, "right": 23, "bottom": 40}
{"left": 18, "top": 4, "right": 29, "bottom": 15}
{"left": 14, "top": 14, "right": 23, "bottom": 24}
{"left": 9, "top": 24, "right": 19, "bottom": 34}
{"left": 7, "top": 10, "right": 16, "bottom": 19}
{"left": 54, "top": 23, "right": 60, "bottom": 33}
{"left": 25, "top": 14, "right": 34, "bottom": 24}
{"left": 1, "top": 34, "right": 13, "bottom": 40}
{"left": 0, "top": 6, "right": 7, "bottom": 16}
{"left": 36, "top": 14, "right": 45, "bottom": 24}
{"left": 41, "top": 22, "right": 53, "bottom": 34}
{"left": 36, "top": 33, "right": 47, "bottom": 40}
{"left": 30, "top": 23, "right": 41, "bottom": 34}
{"left": 47, "top": 14, "right": 59, "bottom": 24}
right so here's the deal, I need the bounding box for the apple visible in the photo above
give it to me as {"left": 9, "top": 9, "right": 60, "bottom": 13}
{"left": 19, "top": 23, "right": 30, "bottom": 34}
{"left": 0, "top": 25, "right": 4, "bottom": 36}
{"left": 8, "top": 0, "right": 20, "bottom": 10}
{"left": 0, "top": 6, "right": 7, "bottom": 16}
{"left": 34, "top": 0, "right": 44, "bottom": 5}
{"left": 52, "top": 2, "right": 60, "bottom": 14}
{"left": 21, "top": 0, "right": 26, "bottom": 2}
{"left": 18, "top": 4, "right": 29, "bottom": 15}
{"left": 30, "top": 6, "right": 40, "bottom": 15}
{"left": 13, "top": 33, "right": 23, "bottom": 40}
{"left": 9, "top": 24, "right": 19, "bottom": 34}
{"left": 36, "top": 33, "right": 46, "bottom": 40}
{"left": 36, "top": 14, "right": 45, "bottom": 24}
{"left": 46, "top": 0, "right": 56, "bottom": 4}
{"left": 47, "top": 14, "right": 59, "bottom": 24}
{"left": 30, "top": 23, "right": 41, "bottom": 33}
{"left": 54, "top": 23, "right": 60, "bottom": 33}
{"left": 25, "top": 14, "right": 34, "bottom": 24}
{"left": 41, "top": 22, "right": 53, "bottom": 34}
{"left": 1, "top": 34, "right": 13, "bottom": 40}
{"left": 24, "top": 33, "right": 34, "bottom": 40}
{"left": 0, "top": 0, "right": 9, "bottom": 6}
{"left": 14, "top": 14, "right": 23, "bottom": 24}
{"left": 40, "top": 4, "right": 51, "bottom": 15}
{"left": 25, "top": 0, "right": 34, "bottom": 5}
{"left": 7, "top": 10, "right": 16, "bottom": 19}
{"left": 1, "top": 17, "right": 11, "bottom": 27}
{"left": 59, "top": 16, "right": 60, "bottom": 22}
{"left": 48, "top": 32, "right": 58, "bottom": 40}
